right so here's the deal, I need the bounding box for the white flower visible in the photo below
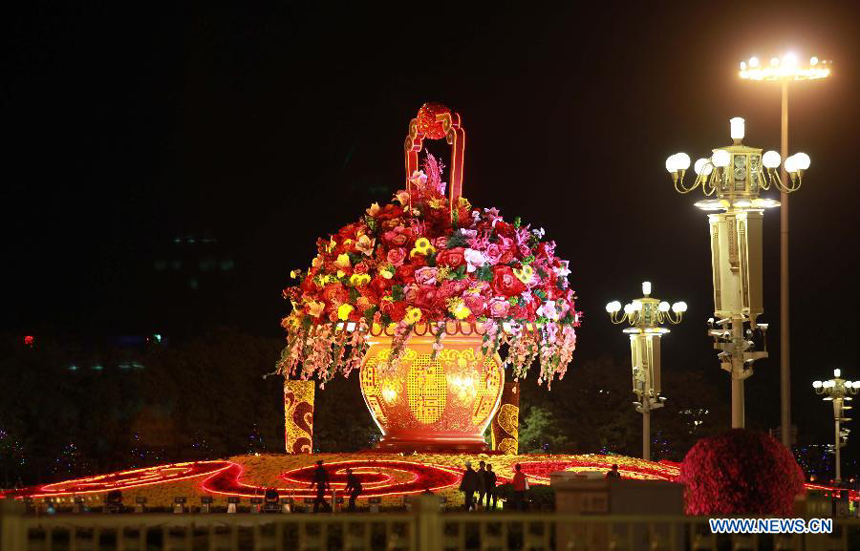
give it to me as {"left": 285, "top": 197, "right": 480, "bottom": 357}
{"left": 554, "top": 260, "right": 571, "bottom": 278}
{"left": 536, "top": 300, "right": 559, "bottom": 321}
{"left": 463, "top": 248, "right": 487, "bottom": 273}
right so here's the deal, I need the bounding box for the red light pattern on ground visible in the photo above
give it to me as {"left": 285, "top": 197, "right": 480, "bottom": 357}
{"left": 1, "top": 461, "right": 232, "bottom": 499}
{"left": 202, "top": 460, "right": 462, "bottom": 499}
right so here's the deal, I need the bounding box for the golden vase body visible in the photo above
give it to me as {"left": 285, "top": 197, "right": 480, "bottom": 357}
{"left": 359, "top": 334, "right": 504, "bottom": 452}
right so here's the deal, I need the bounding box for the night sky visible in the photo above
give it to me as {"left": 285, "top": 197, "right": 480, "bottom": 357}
{"left": 6, "top": 2, "right": 860, "bottom": 456}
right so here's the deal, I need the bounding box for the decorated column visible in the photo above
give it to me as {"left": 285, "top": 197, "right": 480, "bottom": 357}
{"left": 491, "top": 381, "right": 520, "bottom": 455}
{"left": 284, "top": 379, "right": 315, "bottom": 454}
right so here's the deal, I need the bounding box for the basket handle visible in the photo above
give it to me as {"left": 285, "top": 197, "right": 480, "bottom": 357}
{"left": 404, "top": 103, "right": 466, "bottom": 212}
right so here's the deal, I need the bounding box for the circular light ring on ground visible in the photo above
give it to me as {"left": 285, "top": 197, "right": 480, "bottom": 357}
{"left": 202, "top": 459, "right": 462, "bottom": 499}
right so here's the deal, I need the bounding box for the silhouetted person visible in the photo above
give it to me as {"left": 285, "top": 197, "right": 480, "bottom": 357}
{"left": 476, "top": 461, "right": 487, "bottom": 508}
{"left": 483, "top": 463, "right": 497, "bottom": 509}
{"left": 512, "top": 463, "right": 528, "bottom": 511}
{"left": 606, "top": 464, "right": 621, "bottom": 479}
{"left": 345, "top": 468, "right": 362, "bottom": 512}
{"left": 459, "top": 461, "right": 479, "bottom": 511}
{"left": 310, "top": 460, "right": 331, "bottom": 512}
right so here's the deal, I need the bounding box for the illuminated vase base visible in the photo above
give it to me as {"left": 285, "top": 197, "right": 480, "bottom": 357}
{"left": 359, "top": 334, "right": 504, "bottom": 453}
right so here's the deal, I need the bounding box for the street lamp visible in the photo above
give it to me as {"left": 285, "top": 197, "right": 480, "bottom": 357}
{"left": 813, "top": 369, "right": 859, "bottom": 483}
{"left": 740, "top": 53, "right": 831, "bottom": 447}
{"left": 606, "top": 281, "right": 686, "bottom": 461}
{"left": 667, "top": 117, "right": 810, "bottom": 428}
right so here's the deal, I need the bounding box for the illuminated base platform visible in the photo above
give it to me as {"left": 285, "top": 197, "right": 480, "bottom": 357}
{"left": 0, "top": 452, "right": 847, "bottom": 510}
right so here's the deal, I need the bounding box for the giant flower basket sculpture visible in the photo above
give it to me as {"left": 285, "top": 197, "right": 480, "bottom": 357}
{"left": 279, "top": 103, "right": 581, "bottom": 452}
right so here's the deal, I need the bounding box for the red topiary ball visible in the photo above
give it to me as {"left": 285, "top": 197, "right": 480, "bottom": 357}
{"left": 416, "top": 102, "right": 450, "bottom": 140}
{"left": 680, "top": 429, "right": 805, "bottom": 516}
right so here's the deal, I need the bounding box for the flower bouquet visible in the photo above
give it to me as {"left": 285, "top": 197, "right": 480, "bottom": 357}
{"left": 279, "top": 103, "right": 580, "bottom": 451}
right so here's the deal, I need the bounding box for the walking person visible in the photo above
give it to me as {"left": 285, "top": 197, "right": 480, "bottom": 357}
{"left": 345, "top": 468, "right": 362, "bottom": 512}
{"left": 484, "top": 463, "right": 498, "bottom": 509}
{"left": 476, "top": 461, "right": 487, "bottom": 509}
{"left": 512, "top": 463, "right": 528, "bottom": 511}
{"left": 459, "top": 461, "right": 479, "bottom": 511}
{"left": 309, "top": 459, "right": 331, "bottom": 513}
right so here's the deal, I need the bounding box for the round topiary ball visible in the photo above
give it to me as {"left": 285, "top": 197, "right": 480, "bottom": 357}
{"left": 680, "top": 429, "right": 805, "bottom": 516}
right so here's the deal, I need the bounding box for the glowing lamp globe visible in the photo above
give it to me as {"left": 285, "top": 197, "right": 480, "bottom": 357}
{"left": 711, "top": 150, "right": 730, "bottom": 168}
{"left": 793, "top": 152, "right": 811, "bottom": 171}
{"left": 762, "top": 150, "right": 781, "bottom": 169}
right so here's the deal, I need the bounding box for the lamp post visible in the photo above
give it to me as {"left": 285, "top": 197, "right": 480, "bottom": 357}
{"left": 740, "top": 53, "right": 831, "bottom": 447}
{"left": 666, "top": 117, "right": 810, "bottom": 428}
{"left": 606, "top": 281, "right": 686, "bottom": 461}
{"left": 813, "top": 369, "right": 859, "bottom": 483}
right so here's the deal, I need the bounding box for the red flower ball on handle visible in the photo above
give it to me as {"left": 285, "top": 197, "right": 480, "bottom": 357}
{"left": 416, "top": 102, "right": 451, "bottom": 140}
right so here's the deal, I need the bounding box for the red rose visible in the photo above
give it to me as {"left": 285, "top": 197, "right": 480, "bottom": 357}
{"left": 436, "top": 247, "right": 466, "bottom": 268}
{"left": 464, "top": 294, "right": 487, "bottom": 317}
{"left": 380, "top": 300, "right": 407, "bottom": 322}
{"left": 321, "top": 282, "right": 348, "bottom": 305}
{"left": 354, "top": 261, "right": 370, "bottom": 274}
{"left": 387, "top": 247, "right": 407, "bottom": 266}
{"left": 396, "top": 264, "right": 416, "bottom": 284}
{"left": 491, "top": 266, "right": 526, "bottom": 297}
{"left": 338, "top": 224, "right": 358, "bottom": 240}
{"left": 415, "top": 285, "right": 443, "bottom": 312}
{"left": 498, "top": 250, "right": 515, "bottom": 264}
{"left": 494, "top": 221, "right": 515, "bottom": 237}
{"left": 382, "top": 226, "right": 413, "bottom": 247}
{"left": 439, "top": 279, "right": 469, "bottom": 299}
{"left": 376, "top": 204, "right": 404, "bottom": 221}
{"left": 370, "top": 276, "right": 391, "bottom": 298}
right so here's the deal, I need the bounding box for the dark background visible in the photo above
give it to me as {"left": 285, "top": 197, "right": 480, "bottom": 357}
{"left": 3, "top": 1, "right": 860, "bottom": 483}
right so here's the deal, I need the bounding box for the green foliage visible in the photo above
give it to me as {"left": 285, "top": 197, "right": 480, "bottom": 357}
{"left": 518, "top": 406, "right": 572, "bottom": 453}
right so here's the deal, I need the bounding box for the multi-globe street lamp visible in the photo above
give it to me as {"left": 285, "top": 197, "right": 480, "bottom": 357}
{"left": 606, "top": 281, "right": 686, "bottom": 461}
{"left": 813, "top": 369, "right": 859, "bottom": 483}
{"left": 666, "top": 117, "right": 810, "bottom": 429}
{"left": 740, "top": 53, "right": 831, "bottom": 448}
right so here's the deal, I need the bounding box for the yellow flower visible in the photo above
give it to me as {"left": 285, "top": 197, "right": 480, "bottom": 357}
{"left": 513, "top": 265, "right": 534, "bottom": 284}
{"left": 327, "top": 238, "right": 337, "bottom": 252}
{"left": 366, "top": 202, "right": 381, "bottom": 216}
{"left": 312, "top": 256, "right": 323, "bottom": 269}
{"left": 349, "top": 273, "right": 371, "bottom": 286}
{"left": 449, "top": 300, "right": 471, "bottom": 320}
{"left": 334, "top": 253, "right": 351, "bottom": 269}
{"left": 337, "top": 304, "right": 354, "bottom": 321}
{"left": 428, "top": 197, "right": 446, "bottom": 209}
{"left": 405, "top": 307, "right": 422, "bottom": 325}
{"left": 458, "top": 197, "right": 472, "bottom": 211}
{"left": 337, "top": 270, "right": 346, "bottom": 279}
{"left": 290, "top": 269, "right": 301, "bottom": 279}
{"left": 306, "top": 300, "right": 325, "bottom": 318}
{"left": 410, "top": 237, "right": 436, "bottom": 258}
{"left": 380, "top": 267, "right": 394, "bottom": 279}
